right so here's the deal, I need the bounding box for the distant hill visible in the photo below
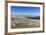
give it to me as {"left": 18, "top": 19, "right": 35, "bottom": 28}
{"left": 26, "top": 16, "right": 40, "bottom": 19}
{"left": 11, "top": 15, "right": 40, "bottom": 20}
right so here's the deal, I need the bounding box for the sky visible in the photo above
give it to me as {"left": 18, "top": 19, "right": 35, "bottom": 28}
{"left": 11, "top": 6, "right": 40, "bottom": 16}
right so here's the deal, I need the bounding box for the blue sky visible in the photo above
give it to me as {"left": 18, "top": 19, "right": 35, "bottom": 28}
{"left": 11, "top": 6, "right": 40, "bottom": 16}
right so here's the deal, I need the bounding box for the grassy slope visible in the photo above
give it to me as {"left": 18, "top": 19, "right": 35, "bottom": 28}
{"left": 11, "top": 23, "right": 37, "bottom": 29}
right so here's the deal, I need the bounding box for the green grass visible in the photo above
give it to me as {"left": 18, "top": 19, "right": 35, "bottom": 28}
{"left": 11, "top": 23, "right": 39, "bottom": 29}
{"left": 16, "top": 23, "right": 32, "bottom": 28}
